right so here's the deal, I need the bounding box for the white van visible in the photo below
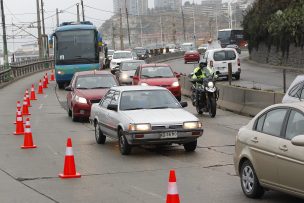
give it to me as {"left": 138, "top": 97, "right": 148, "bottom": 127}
{"left": 202, "top": 48, "right": 241, "bottom": 80}
{"left": 282, "top": 75, "right": 304, "bottom": 103}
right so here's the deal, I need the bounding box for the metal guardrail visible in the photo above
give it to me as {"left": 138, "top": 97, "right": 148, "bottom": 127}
{"left": 0, "top": 59, "right": 54, "bottom": 87}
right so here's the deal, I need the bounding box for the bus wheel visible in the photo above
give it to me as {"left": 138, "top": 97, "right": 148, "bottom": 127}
{"left": 57, "top": 82, "right": 64, "bottom": 89}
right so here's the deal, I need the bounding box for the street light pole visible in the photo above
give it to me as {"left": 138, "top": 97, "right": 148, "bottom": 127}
{"left": 76, "top": 3, "right": 80, "bottom": 23}
{"left": 192, "top": 0, "right": 196, "bottom": 47}
{"left": 181, "top": 6, "right": 186, "bottom": 42}
{"left": 36, "top": 0, "right": 43, "bottom": 59}
{"left": 125, "top": 0, "right": 131, "bottom": 48}
{"left": 56, "top": 8, "right": 60, "bottom": 27}
{"left": 0, "top": 0, "right": 9, "bottom": 71}
{"left": 40, "top": 0, "right": 48, "bottom": 58}
{"left": 81, "top": 0, "right": 85, "bottom": 21}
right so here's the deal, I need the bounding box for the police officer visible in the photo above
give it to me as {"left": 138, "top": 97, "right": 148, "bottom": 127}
{"left": 192, "top": 61, "right": 214, "bottom": 80}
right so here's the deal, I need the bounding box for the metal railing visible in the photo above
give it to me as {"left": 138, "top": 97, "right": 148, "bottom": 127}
{"left": 0, "top": 59, "right": 54, "bottom": 87}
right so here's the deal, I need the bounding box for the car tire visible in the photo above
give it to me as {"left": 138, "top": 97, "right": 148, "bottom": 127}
{"left": 68, "top": 108, "right": 72, "bottom": 117}
{"left": 57, "top": 82, "right": 64, "bottom": 89}
{"left": 176, "top": 96, "right": 181, "bottom": 102}
{"left": 184, "top": 61, "right": 187, "bottom": 64}
{"left": 118, "top": 129, "right": 132, "bottom": 155}
{"left": 71, "top": 108, "right": 78, "bottom": 122}
{"left": 183, "top": 140, "right": 197, "bottom": 152}
{"left": 196, "top": 105, "right": 202, "bottom": 115}
{"left": 235, "top": 74, "right": 240, "bottom": 80}
{"left": 240, "top": 160, "right": 265, "bottom": 199}
{"left": 95, "top": 124, "right": 106, "bottom": 144}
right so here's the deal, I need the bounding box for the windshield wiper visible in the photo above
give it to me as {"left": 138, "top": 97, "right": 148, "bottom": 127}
{"left": 76, "top": 87, "right": 88, "bottom": 89}
{"left": 123, "top": 107, "right": 144, "bottom": 111}
{"left": 91, "top": 87, "right": 109, "bottom": 89}
{"left": 149, "top": 106, "right": 169, "bottom": 109}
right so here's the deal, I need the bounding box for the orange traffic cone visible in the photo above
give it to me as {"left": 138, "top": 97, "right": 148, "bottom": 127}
{"left": 45, "top": 73, "right": 49, "bottom": 84}
{"left": 59, "top": 138, "right": 81, "bottom": 179}
{"left": 21, "top": 118, "right": 37, "bottom": 149}
{"left": 22, "top": 96, "right": 31, "bottom": 116}
{"left": 166, "top": 170, "right": 180, "bottom": 203}
{"left": 14, "top": 109, "right": 24, "bottom": 135}
{"left": 38, "top": 80, "right": 44, "bottom": 94}
{"left": 43, "top": 77, "right": 48, "bottom": 88}
{"left": 14, "top": 101, "right": 22, "bottom": 124}
{"left": 50, "top": 70, "right": 55, "bottom": 81}
{"left": 30, "top": 84, "right": 37, "bottom": 100}
{"left": 25, "top": 91, "right": 31, "bottom": 107}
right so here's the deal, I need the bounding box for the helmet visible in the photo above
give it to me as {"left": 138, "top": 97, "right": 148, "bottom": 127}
{"left": 199, "top": 61, "right": 207, "bottom": 68}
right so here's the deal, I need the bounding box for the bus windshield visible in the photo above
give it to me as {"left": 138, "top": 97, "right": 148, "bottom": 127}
{"left": 56, "top": 30, "right": 98, "bottom": 65}
{"left": 218, "top": 29, "right": 245, "bottom": 48}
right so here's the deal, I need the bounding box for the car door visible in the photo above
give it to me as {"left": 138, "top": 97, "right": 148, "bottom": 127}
{"left": 132, "top": 67, "right": 140, "bottom": 85}
{"left": 98, "top": 90, "right": 115, "bottom": 136}
{"left": 276, "top": 109, "right": 304, "bottom": 194}
{"left": 106, "top": 91, "right": 121, "bottom": 138}
{"left": 249, "top": 108, "right": 288, "bottom": 186}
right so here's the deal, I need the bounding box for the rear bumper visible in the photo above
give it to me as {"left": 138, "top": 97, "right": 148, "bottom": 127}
{"left": 184, "top": 56, "right": 200, "bottom": 61}
{"left": 124, "top": 129, "right": 203, "bottom": 145}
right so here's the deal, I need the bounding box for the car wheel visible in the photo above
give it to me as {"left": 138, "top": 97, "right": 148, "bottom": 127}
{"left": 57, "top": 82, "right": 64, "bottom": 89}
{"left": 118, "top": 129, "right": 132, "bottom": 155}
{"left": 68, "top": 108, "right": 72, "bottom": 117}
{"left": 235, "top": 74, "right": 240, "bottom": 80}
{"left": 184, "top": 61, "right": 187, "bottom": 64}
{"left": 176, "top": 96, "right": 181, "bottom": 102}
{"left": 71, "top": 108, "right": 78, "bottom": 122}
{"left": 183, "top": 140, "right": 197, "bottom": 152}
{"left": 95, "top": 124, "right": 106, "bottom": 144}
{"left": 240, "top": 160, "right": 265, "bottom": 198}
{"left": 196, "top": 105, "right": 202, "bottom": 115}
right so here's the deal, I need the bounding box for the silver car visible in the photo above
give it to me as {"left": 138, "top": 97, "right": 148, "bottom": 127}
{"left": 90, "top": 86, "right": 203, "bottom": 155}
{"left": 115, "top": 60, "right": 146, "bottom": 85}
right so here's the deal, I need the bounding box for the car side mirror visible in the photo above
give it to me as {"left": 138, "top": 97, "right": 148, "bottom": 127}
{"left": 107, "top": 104, "right": 118, "bottom": 111}
{"left": 180, "top": 101, "right": 188, "bottom": 108}
{"left": 65, "top": 86, "right": 72, "bottom": 91}
{"left": 291, "top": 135, "right": 304, "bottom": 147}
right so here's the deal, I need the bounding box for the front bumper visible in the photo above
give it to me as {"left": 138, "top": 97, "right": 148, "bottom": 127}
{"left": 73, "top": 103, "right": 91, "bottom": 118}
{"left": 167, "top": 86, "right": 181, "bottom": 97}
{"left": 124, "top": 128, "right": 203, "bottom": 145}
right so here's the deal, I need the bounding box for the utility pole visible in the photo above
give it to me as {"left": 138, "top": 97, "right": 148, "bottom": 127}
{"left": 172, "top": 16, "right": 176, "bottom": 45}
{"left": 36, "top": 0, "right": 43, "bottom": 59}
{"left": 76, "top": 3, "right": 80, "bottom": 23}
{"left": 0, "top": 0, "right": 9, "bottom": 71}
{"left": 40, "top": 0, "right": 48, "bottom": 58}
{"left": 112, "top": 21, "right": 115, "bottom": 50}
{"left": 137, "top": 0, "right": 143, "bottom": 47}
{"left": 192, "top": 0, "right": 196, "bottom": 47}
{"left": 56, "top": 8, "right": 59, "bottom": 27}
{"left": 181, "top": 6, "right": 186, "bottom": 42}
{"left": 81, "top": 0, "right": 85, "bottom": 21}
{"left": 119, "top": 8, "right": 124, "bottom": 50}
{"left": 125, "top": 0, "right": 131, "bottom": 48}
{"left": 160, "top": 15, "right": 163, "bottom": 47}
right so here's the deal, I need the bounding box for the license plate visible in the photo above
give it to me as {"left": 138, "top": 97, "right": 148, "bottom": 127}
{"left": 160, "top": 131, "right": 178, "bottom": 139}
{"left": 190, "top": 55, "right": 194, "bottom": 57}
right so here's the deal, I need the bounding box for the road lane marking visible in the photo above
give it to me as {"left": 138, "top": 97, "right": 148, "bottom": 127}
{"left": 130, "top": 185, "right": 165, "bottom": 200}
{"left": 38, "top": 104, "right": 43, "bottom": 110}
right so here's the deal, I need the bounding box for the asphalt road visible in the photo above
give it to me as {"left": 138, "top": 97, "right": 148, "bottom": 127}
{"left": 0, "top": 70, "right": 303, "bottom": 202}
{"left": 168, "top": 51, "right": 299, "bottom": 92}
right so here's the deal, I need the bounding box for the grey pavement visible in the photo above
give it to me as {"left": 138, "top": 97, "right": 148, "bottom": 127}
{"left": 0, "top": 71, "right": 302, "bottom": 202}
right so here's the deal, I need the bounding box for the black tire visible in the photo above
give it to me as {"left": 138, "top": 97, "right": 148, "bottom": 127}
{"left": 184, "top": 140, "right": 197, "bottom": 152}
{"left": 184, "top": 61, "right": 187, "bottom": 64}
{"left": 95, "top": 124, "right": 106, "bottom": 144}
{"left": 235, "top": 74, "right": 240, "bottom": 80}
{"left": 68, "top": 108, "right": 72, "bottom": 117}
{"left": 71, "top": 108, "right": 78, "bottom": 122}
{"left": 240, "top": 160, "right": 265, "bottom": 199}
{"left": 208, "top": 97, "right": 217, "bottom": 118}
{"left": 57, "top": 82, "right": 64, "bottom": 89}
{"left": 176, "top": 95, "right": 181, "bottom": 102}
{"left": 118, "top": 129, "right": 132, "bottom": 155}
{"left": 196, "top": 104, "right": 202, "bottom": 115}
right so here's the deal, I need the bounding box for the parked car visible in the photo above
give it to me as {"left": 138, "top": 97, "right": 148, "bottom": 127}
{"left": 234, "top": 102, "right": 304, "bottom": 199}
{"left": 132, "top": 64, "right": 182, "bottom": 101}
{"left": 203, "top": 48, "right": 241, "bottom": 80}
{"left": 184, "top": 50, "right": 200, "bottom": 64}
{"left": 115, "top": 60, "right": 146, "bottom": 85}
{"left": 65, "top": 70, "right": 118, "bottom": 121}
{"left": 197, "top": 44, "right": 208, "bottom": 55}
{"left": 90, "top": 86, "right": 203, "bottom": 155}
{"left": 132, "top": 47, "right": 149, "bottom": 60}
{"left": 110, "top": 51, "right": 134, "bottom": 70}
{"left": 282, "top": 75, "right": 304, "bottom": 103}
{"left": 226, "top": 44, "right": 241, "bottom": 54}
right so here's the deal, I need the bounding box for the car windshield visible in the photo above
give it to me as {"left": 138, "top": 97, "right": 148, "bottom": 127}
{"left": 141, "top": 66, "right": 174, "bottom": 78}
{"left": 121, "top": 61, "right": 144, "bottom": 71}
{"left": 75, "top": 75, "right": 117, "bottom": 89}
{"left": 108, "top": 50, "right": 114, "bottom": 55}
{"left": 113, "top": 52, "right": 132, "bottom": 59}
{"left": 213, "top": 50, "right": 236, "bottom": 61}
{"left": 120, "top": 90, "right": 180, "bottom": 110}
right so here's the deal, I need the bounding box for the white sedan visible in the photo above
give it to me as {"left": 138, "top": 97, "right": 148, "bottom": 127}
{"left": 110, "top": 50, "right": 135, "bottom": 70}
{"left": 90, "top": 86, "right": 203, "bottom": 155}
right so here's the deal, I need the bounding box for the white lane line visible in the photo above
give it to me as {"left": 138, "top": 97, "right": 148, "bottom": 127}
{"left": 38, "top": 104, "right": 43, "bottom": 110}
{"left": 130, "top": 185, "right": 165, "bottom": 200}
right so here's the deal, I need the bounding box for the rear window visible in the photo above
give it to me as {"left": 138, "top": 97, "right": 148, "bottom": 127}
{"left": 213, "top": 50, "right": 236, "bottom": 61}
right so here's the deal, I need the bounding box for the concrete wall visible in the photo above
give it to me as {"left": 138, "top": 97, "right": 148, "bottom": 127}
{"left": 250, "top": 43, "right": 304, "bottom": 69}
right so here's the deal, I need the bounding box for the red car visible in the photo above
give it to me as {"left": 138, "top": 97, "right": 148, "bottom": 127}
{"left": 66, "top": 70, "right": 118, "bottom": 121}
{"left": 132, "top": 64, "right": 182, "bottom": 101}
{"left": 184, "top": 50, "right": 200, "bottom": 64}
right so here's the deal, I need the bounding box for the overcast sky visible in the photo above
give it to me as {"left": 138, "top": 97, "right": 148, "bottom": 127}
{"left": 2, "top": 0, "right": 227, "bottom": 51}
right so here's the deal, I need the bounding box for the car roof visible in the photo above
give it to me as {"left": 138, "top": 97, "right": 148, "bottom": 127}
{"left": 110, "top": 86, "right": 167, "bottom": 92}
{"left": 74, "top": 70, "right": 112, "bottom": 76}
{"left": 207, "top": 48, "right": 237, "bottom": 52}
{"left": 141, "top": 63, "right": 170, "bottom": 68}
{"left": 263, "top": 102, "right": 304, "bottom": 112}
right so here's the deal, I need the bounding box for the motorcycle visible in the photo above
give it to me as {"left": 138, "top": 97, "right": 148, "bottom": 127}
{"left": 190, "top": 74, "right": 219, "bottom": 118}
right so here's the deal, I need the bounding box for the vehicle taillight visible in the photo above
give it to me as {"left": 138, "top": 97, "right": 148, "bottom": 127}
{"left": 237, "top": 58, "right": 240, "bottom": 66}
{"left": 210, "top": 60, "right": 213, "bottom": 67}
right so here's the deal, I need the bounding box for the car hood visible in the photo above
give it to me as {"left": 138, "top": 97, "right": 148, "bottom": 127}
{"left": 120, "top": 108, "right": 198, "bottom": 124}
{"left": 112, "top": 58, "right": 133, "bottom": 63}
{"left": 140, "top": 77, "right": 177, "bottom": 86}
{"left": 120, "top": 70, "right": 136, "bottom": 76}
{"left": 75, "top": 88, "right": 109, "bottom": 101}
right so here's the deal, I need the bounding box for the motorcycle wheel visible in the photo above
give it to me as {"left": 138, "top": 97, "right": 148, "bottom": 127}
{"left": 196, "top": 104, "right": 203, "bottom": 115}
{"left": 208, "top": 97, "right": 217, "bottom": 118}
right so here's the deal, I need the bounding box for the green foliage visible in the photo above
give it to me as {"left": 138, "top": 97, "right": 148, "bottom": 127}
{"left": 242, "top": 0, "right": 304, "bottom": 55}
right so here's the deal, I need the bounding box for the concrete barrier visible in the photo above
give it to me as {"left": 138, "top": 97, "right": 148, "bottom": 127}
{"left": 180, "top": 75, "right": 285, "bottom": 117}
{"left": 146, "top": 51, "right": 184, "bottom": 64}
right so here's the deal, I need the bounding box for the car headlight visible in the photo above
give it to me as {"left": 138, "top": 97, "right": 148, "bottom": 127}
{"left": 208, "top": 82, "right": 214, "bottom": 88}
{"left": 140, "top": 83, "right": 149, "bottom": 86}
{"left": 172, "top": 81, "right": 179, "bottom": 87}
{"left": 141, "top": 55, "right": 145, "bottom": 57}
{"left": 183, "top": 121, "right": 202, "bottom": 129}
{"left": 75, "top": 95, "right": 87, "bottom": 104}
{"left": 57, "top": 70, "right": 64, "bottom": 75}
{"left": 128, "top": 123, "right": 151, "bottom": 131}
{"left": 121, "top": 74, "right": 128, "bottom": 80}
